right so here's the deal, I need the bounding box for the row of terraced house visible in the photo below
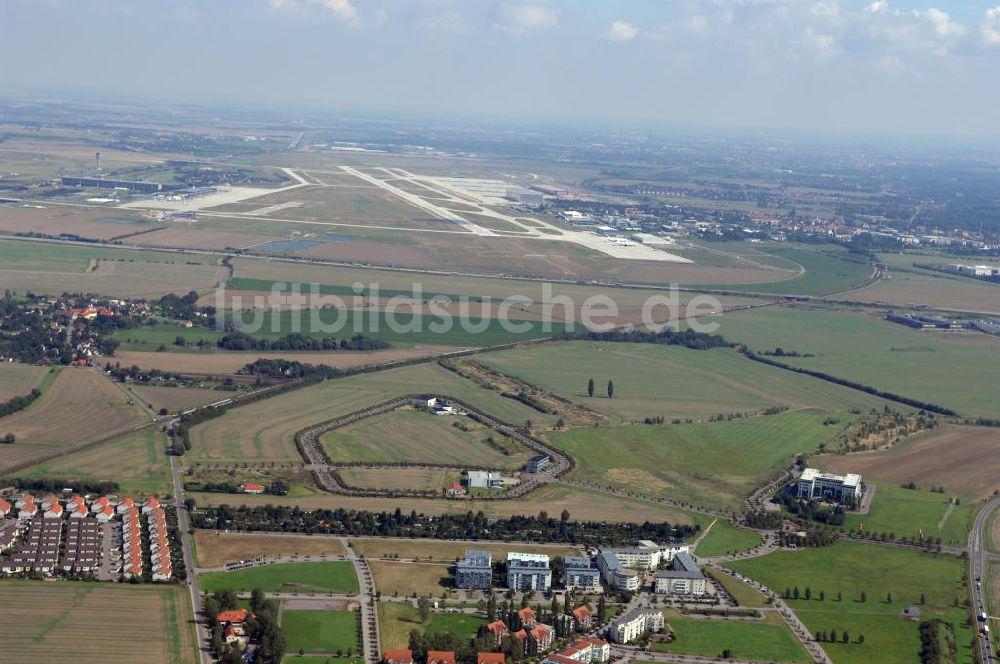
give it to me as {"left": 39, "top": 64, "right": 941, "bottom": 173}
{"left": 383, "top": 635, "right": 610, "bottom": 664}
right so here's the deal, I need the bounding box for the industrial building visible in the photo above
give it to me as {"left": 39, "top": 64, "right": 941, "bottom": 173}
{"left": 654, "top": 552, "right": 707, "bottom": 596}
{"left": 797, "top": 468, "right": 863, "bottom": 504}
{"left": 60, "top": 176, "right": 167, "bottom": 194}
{"left": 563, "top": 556, "right": 602, "bottom": 592}
{"left": 466, "top": 471, "right": 503, "bottom": 490}
{"left": 455, "top": 549, "right": 493, "bottom": 589}
{"left": 507, "top": 552, "right": 552, "bottom": 591}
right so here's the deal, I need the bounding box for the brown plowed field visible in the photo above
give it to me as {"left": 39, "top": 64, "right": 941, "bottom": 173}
{"left": 823, "top": 425, "right": 1000, "bottom": 499}
{"left": 113, "top": 345, "right": 453, "bottom": 375}
{"left": 0, "top": 205, "right": 159, "bottom": 240}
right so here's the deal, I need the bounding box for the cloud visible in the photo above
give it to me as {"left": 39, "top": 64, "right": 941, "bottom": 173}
{"left": 496, "top": 3, "right": 559, "bottom": 33}
{"left": 981, "top": 6, "right": 1000, "bottom": 45}
{"left": 875, "top": 54, "right": 905, "bottom": 74}
{"left": 606, "top": 20, "right": 638, "bottom": 42}
{"left": 802, "top": 26, "right": 838, "bottom": 58}
{"left": 269, "top": 0, "right": 361, "bottom": 26}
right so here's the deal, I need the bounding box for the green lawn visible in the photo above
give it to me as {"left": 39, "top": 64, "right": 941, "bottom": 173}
{"left": 198, "top": 561, "right": 359, "bottom": 594}
{"left": 690, "top": 245, "right": 874, "bottom": 296}
{"left": 711, "top": 306, "right": 1000, "bottom": 419}
{"left": 552, "top": 410, "right": 852, "bottom": 511}
{"left": 651, "top": 611, "right": 809, "bottom": 662}
{"left": 378, "top": 602, "right": 486, "bottom": 649}
{"left": 283, "top": 610, "right": 360, "bottom": 654}
{"left": 728, "top": 541, "right": 975, "bottom": 664}
{"left": 479, "top": 342, "right": 885, "bottom": 423}
{"left": 695, "top": 519, "right": 763, "bottom": 558}
{"left": 704, "top": 569, "right": 768, "bottom": 608}
{"left": 837, "top": 484, "right": 975, "bottom": 546}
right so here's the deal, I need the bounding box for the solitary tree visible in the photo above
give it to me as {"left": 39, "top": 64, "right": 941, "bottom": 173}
{"left": 607, "top": 380, "right": 614, "bottom": 399}
{"left": 860, "top": 591, "right": 867, "bottom": 603}
{"left": 885, "top": 592, "right": 892, "bottom": 603}
{"left": 587, "top": 378, "right": 595, "bottom": 398}
{"left": 841, "top": 631, "right": 850, "bottom": 644}
{"left": 858, "top": 633, "right": 865, "bottom": 644}
{"left": 418, "top": 596, "right": 431, "bottom": 622}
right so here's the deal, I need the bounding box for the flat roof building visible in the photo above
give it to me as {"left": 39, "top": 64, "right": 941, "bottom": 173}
{"left": 456, "top": 549, "right": 493, "bottom": 589}
{"left": 563, "top": 556, "right": 602, "bottom": 592}
{"left": 608, "top": 608, "right": 664, "bottom": 644}
{"left": 507, "top": 552, "right": 552, "bottom": 591}
{"left": 654, "top": 552, "right": 707, "bottom": 596}
{"left": 797, "top": 468, "right": 863, "bottom": 504}
{"left": 467, "top": 471, "right": 503, "bottom": 489}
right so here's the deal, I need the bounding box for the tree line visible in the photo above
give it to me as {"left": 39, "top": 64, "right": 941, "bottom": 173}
{"left": 216, "top": 331, "right": 388, "bottom": 352}
{"left": 191, "top": 504, "right": 699, "bottom": 545}
{"left": 558, "top": 327, "right": 729, "bottom": 350}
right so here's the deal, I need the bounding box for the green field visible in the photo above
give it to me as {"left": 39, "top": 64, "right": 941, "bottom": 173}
{"left": 197, "top": 561, "right": 359, "bottom": 594}
{"left": 321, "top": 409, "right": 529, "bottom": 470}
{"left": 478, "top": 341, "right": 886, "bottom": 423}
{"left": 188, "top": 362, "right": 557, "bottom": 464}
{"left": 0, "top": 362, "right": 48, "bottom": 401}
{"left": 283, "top": 610, "right": 361, "bottom": 654}
{"left": 552, "top": 410, "right": 852, "bottom": 511}
{"left": 728, "top": 541, "right": 974, "bottom": 664}
{"left": 713, "top": 306, "right": 1000, "bottom": 418}
{"left": 15, "top": 427, "right": 172, "bottom": 496}
{"left": 704, "top": 569, "right": 769, "bottom": 608}
{"left": 651, "top": 610, "right": 809, "bottom": 662}
{"left": 691, "top": 246, "right": 874, "bottom": 295}
{"left": 836, "top": 484, "right": 975, "bottom": 546}
{"left": 694, "top": 519, "right": 763, "bottom": 558}
{"left": 378, "top": 602, "right": 486, "bottom": 649}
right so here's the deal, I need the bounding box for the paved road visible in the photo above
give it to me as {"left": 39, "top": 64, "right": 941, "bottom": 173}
{"left": 970, "top": 497, "right": 1000, "bottom": 663}
{"left": 171, "top": 453, "right": 214, "bottom": 664}
{"left": 343, "top": 541, "right": 382, "bottom": 664}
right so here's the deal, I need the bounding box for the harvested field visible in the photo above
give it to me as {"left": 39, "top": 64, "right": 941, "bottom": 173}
{"left": 0, "top": 581, "right": 197, "bottom": 664}
{"left": 337, "top": 467, "right": 462, "bottom": 492}
{"left": 134, "top": 227, "right": 272, "bottom": 250}
{"left": 111, "top": 345, "right": 452, "bottom": 375}
{"left": 299, "top": 240, "right": 443, "bottom": 268}
{"left": 0, "top": 368, "right": 148, "bottom": 472}
{"left": 851, "top": 269, "right": 1000, "bottom": 315}
{"left": 187, "top": 363, "right": 557, "bottom": 464}
{"left": 130, "top": 384, "right": 233, "bottom": 413}
{"left": 16, "top": 427, "right": 171, "bottom": 497}
{"left": 194, "top": 531, "right": 347, "bottom": 568}
{"left": 368, "top": 561, "right": 453, "bottom": 596}
{"left": 0, "top": 205, "right": 160, "bottom": 240}
{"left": 321, "top": 409, "right": 530, "bottom": 470}
{"left": 821, "top": 425, "right": 1000, "bottom": 500}
{"left": 349, "top": 538, "right": 582, "bottom": 561}
{"left": 0, "top": 362, "right": 47, "bottom": 400}
{"left": 190, "top": 483, "right": 701, "bottom": 526}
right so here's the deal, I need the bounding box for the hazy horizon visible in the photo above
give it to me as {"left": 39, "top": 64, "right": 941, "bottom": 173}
{"left": 4, "top": 0, "right": 1000, "bottom": 140}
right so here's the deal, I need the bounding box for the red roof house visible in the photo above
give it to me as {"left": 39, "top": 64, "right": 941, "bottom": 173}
{"left": 427, "top": 651, "right": 456, "bottom": 664}
{"left": 384, "top": 649, "right": 414, "bottom": 664}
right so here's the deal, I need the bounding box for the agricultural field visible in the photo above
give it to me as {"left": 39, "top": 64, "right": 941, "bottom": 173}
{"left": 193, "top": 532, "right": 347, "bottom": 568}
{"left": 337, "top": 467, "right": 463, "bottom": 493}
{"left": 728, "top": 541, "right": 974, "bottom": 664}
{"left": 15, "top": 427, "right": 171, "bottom": 496}
{"left": 694, "top": 519, "right": 763, "bottom": 558}
{"left": 378, "top": 602, "right": 486, "bottom": 649}
{"left": 190, "top": 482, "right": 702, "bottom": 526}
{"left": 714, "top": 305, "right": 1000, "bottom": 419}
{"left": 187, "top": 362, "right": 558, "bottom": 465}
{"left": 0, "top": 362, "right": 47, "bottom": 401}
{"left": 0, "top": 239, "right": 226, "bottom": 298}
{"left": 852, "top": 259, "right": 1000, "bottom": 315}
{"left": 691, "top": 246, "right": 874, "bottom": 296}
{"left": 349, "top": 539, "right": 582, "bottom": 561}
{"left": 652, "top": 608, "right": 809, "bottom": 662}
{"left": 552, "top": 410, "right": 852, "bottom": 511}
{"left": 0, "top": 368, "right": 148, "bottom": 472}
{"left": 826, "top": 483, "right": 974, "bottom": 546}
{"left": 821, "top": 425, "right": 1000, "bottom": 501}
{"left": 478, "top": 341, "right": 885, "bottom": 423}
{"left": 283, "top": 610, "right": 361, "bottom": 655}
{"left": 368, "top": 561, "right": 454, "bottom": 596}
{"left": 112, "top": 346, "right": 446, "bottom": 376}
{"left": 0, "top": 581, "right": 197, "bottom": 664}
{"left": 321, "top": 409, "right": 530, "bottom": 470}
{"left": 198, "top": 561, "right": 359, "bottom": 594}
{"left": 130, "top": 384, "right": 228, "bottom": 413}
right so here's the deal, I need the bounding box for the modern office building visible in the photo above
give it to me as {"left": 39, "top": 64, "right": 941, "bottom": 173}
{"left": 507, "top": 552, "right": 552, "bottom": 591}
{"left": 797, "top": 468, "right": 863, "bottom": 504}
{"left": 525, "top": 454, "right": 551, "bottom": 474}
{"left": 455, "top": 549, "right": 493, "bottom": 589}
{"left": 596, "top": 543, "right": 689, "bottom": 590}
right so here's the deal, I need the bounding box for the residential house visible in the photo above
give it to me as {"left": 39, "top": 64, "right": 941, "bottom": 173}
{"left": 116, "top": 497, "right": 135, "bottom": 514}
{"left": 571, "top": 606, "right": 594, "bottom": 630}
{"left": 486, "top": 620, "right": 509, "bottom": 641}
{"left": 542, "top": 637, "right": 610, "bottom": 664}
{"left": 654, "top": 552, "right": 707, "bottom": 596}
{"left": 455, "top": 549, "right": 493, "bottom": 589}
{"left": 240, "top": 482, "right": 265, "bottom": 494}
{"left": 0, "top": 498, "right": 10, "bottom": 517}
{"left": 506, "top": 552, "right": 552, "bottom": 591}
{"left": 427, "top": 651, "right": 456, "bottom": 664}
{"left": 43, "top": 503, "right": 64, "bottom": 519}
{"left": 384, "top": 649, "right": 414, "bottom": 664}
{"left": 529, "top": 625, "right": 554, "bottom": 652}
{"left": 563, "top": 557, "right": 602, "bottom": 593}
{"left": 141, "top": 498, "right": 159, "bottom": 514}
{"left": 517, "top": 607, "right": 538, "bottom": 629}
{"left": 445, "top": 482, "right": 466, "bottom": 497}
{"left": 478, "top": 654, "right": 506, "bottom": 664}
{"left": 608, "top": 609, "right": 663, "bottom": 644}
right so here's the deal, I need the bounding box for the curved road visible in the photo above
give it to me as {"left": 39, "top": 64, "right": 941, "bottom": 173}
{"left": 970, "top": 497, "right": 1000, "bottom": 663}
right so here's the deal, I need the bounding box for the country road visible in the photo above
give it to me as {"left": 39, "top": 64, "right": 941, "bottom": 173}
{"left": 970, "top": 497, "right": 1000, "bottom": 663}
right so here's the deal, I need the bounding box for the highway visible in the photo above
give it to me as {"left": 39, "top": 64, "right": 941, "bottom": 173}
{"left": 970, "top": 497, "right": 1000, "bottom": 664}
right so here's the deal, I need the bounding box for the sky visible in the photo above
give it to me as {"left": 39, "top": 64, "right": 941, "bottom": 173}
{"left": 3, "top": 0, "right": 1000, "bottom": 139}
